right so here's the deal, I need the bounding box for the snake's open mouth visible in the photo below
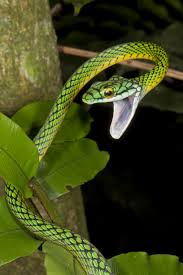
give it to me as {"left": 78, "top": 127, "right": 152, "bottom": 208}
{"left": 110, "top": 94, "right": 141, "bottom": 139}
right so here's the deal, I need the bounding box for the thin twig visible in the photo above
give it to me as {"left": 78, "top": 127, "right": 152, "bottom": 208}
{"left": 58, "top": 45, "right": 183, "bottom": 81}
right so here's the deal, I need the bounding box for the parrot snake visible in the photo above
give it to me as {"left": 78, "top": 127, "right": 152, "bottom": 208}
{"left": 4, "top": 42, "right": 168, "bottom": 274}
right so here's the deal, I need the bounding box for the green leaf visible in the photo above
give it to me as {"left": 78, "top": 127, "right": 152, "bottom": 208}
{"left": 158, "top": 23, "right": 183, "bottom": 59}
{"left": 12, "top": 101, "right": 52, "bottom": 135}
{"left": 12, "top": 101, "right": 92, "bottom": 142}
{"left": 37, "top": 138, "right": 109, "bottom": 198}
{"left": 164, "top": 0, "right": 183, "bottom": 13}
{"left": 96, "top": 4, "right": 140, "bottom": 25}
{"left": 138, "top": 0, "right": 172, "bottom": 23}
{"left": 0, "top": 197, "right": 41, "bottom": 266}
{"left": 0, "top": 113, "right": 39, "bottom": 197}
{"left": 64, "top": 0, "right": 93, "bottom": 15}
{"left": 151, "top": 23, "right": 183, "bottom": 71}
{"left": 43, "top": 242, "right": 85, "bottom": 275}
{"left": 109, "top": 252, "right": 183, "bottom": 275}
{"left": 141, "top": 85, "right": 183, "bottom": 113}
{"left": 54, "top": 103, "right": 93, "bottom": 143}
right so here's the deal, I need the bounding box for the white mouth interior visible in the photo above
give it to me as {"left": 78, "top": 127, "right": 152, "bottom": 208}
{"left": 110, "top": 95, "right": 141, "bottom": 139}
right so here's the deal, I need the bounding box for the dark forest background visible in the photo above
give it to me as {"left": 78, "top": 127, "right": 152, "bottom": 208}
{"left": 50, "top": 0, "right": 183, "bottom": 260}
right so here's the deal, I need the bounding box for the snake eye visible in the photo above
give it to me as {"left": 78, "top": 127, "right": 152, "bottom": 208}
{"left": 103, "top": 88, "right": 113, "bottom": 97}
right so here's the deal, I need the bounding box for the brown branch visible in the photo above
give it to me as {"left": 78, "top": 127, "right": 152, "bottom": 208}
{"left": 29, "top": 178, "right": 63, "bottom": 226}
{"left": 58, "top": 45, "right": 183, "bottom": 81}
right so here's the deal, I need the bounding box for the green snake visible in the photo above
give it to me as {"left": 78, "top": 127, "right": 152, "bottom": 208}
{"left": 4, "top": 42, "right": 168, "bottom": 274}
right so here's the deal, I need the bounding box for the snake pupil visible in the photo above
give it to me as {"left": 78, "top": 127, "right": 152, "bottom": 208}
{"left": 104, "top": 89, "right": 113, "bottom": 97}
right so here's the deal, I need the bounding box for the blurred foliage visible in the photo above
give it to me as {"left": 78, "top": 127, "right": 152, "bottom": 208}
{"left": 141, "top": 85, "right": 183, "bottom": 113}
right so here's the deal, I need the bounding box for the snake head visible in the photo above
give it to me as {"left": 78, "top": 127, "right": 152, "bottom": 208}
{"left": 82, "top": 76, "right": 144, "bottom": 139}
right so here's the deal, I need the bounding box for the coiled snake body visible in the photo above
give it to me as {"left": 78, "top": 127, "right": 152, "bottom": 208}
{"left": 4, "top": 42, "right": 168, "bottom": 274}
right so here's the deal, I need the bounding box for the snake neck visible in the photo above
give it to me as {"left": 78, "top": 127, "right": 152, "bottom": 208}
{"left": 34, "top": 41, "right": 168, "bottom": 159}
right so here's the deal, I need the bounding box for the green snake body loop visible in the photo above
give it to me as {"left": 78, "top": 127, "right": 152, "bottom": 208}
{"left": 5, "top": 42, "right": 168, "bottom": 275}
{"left": 34, "top": 42, "right": 168, "bottom": 157}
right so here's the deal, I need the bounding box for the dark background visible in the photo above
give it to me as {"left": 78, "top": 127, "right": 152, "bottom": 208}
{"left": 49, "top": 0, "right": 183, "bottom": 261}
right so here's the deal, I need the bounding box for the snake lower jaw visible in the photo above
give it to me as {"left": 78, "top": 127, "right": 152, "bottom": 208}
{"left": 110, "top": 94, "right": 141, "bottom": 139}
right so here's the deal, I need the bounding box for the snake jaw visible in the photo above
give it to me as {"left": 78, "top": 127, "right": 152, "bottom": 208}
{"left": 110, "top": 93, "right": 141, "bottom": 139}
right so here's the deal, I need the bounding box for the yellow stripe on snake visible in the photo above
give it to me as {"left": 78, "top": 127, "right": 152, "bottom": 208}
{"left": 5, "top": 42, "right": 168, "bottom": 275}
